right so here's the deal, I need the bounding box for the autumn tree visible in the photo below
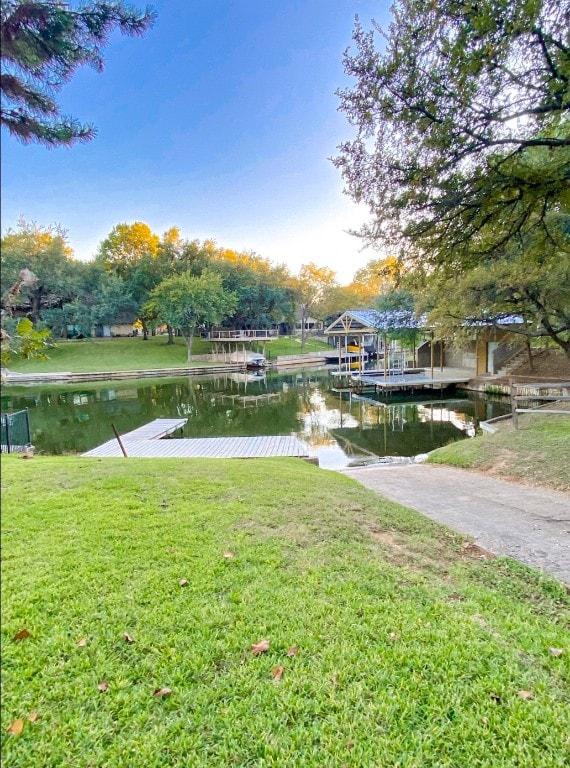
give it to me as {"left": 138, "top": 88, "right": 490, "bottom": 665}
{"left": 1, "top": 0, "right": 155, "bottom": 146}
{"left": 1, "top": 219, "right": 79, "bottom": 322}
{"left": 349, "top": 256, "right": 402, "bottom": 302}
{"left": 146, "top": 271, "right": 237, "bottom": 362}
{"left": 97, "top": 221, "right": 161, "bottom": 338}
{"left": 295, "top": 263, "right": 339, "bottom": 348}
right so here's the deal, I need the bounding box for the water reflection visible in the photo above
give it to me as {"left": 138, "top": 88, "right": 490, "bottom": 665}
{"left": 1, "top": 368, "right": 510, "bottom": 466}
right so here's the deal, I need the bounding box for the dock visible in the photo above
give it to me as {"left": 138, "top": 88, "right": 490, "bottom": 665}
{"left": 349, "top": 373, "right": 472, "bottom": 394}
{"left": 82, "top": 418, "right": 309, "bottom": 459}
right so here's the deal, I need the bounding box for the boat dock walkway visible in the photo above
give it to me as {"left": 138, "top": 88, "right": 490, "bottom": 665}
{"left": 82, "top": 418, "right": 309, "bottom": 459}
{"left": 337, "top": 367, "right": 474, "bottom": 394}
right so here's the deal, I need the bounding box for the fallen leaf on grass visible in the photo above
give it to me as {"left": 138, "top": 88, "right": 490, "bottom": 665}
{"left": 549, "top": 647, "right": 564, "bottom": 657}
{"left": 223, "top": 551, "right": 235, "bottom": 559}
{"left": 27, "top": 712, "right": 40, "bottom": 723}
{"left": 77, "top": 638, "right": 88, "bottom": 648}
{"left": 286, "top": 645, "right": 299, "bottom": 657}
{"left": 272, "top": 666, "right": 284, "bottom": 681}
{"left": 251, "top": 639, "right": 270, "bottom": 655}
{"left": 123, "top": 633, "right": 135, "bottom": 644}
{"left": 517, "top": 690, "right": 533, "bottom": 700}
{"left": 490, "top": 693, "right": 503, "bottom": 704}
{"left": 388, "top": 632, "right": 400, "bottom": 642}
{"left": 12, "top": 628, "right": 31, "bottom": 642}
{"left": 7, "top": 719, "right": 24, "bottom": 736}
{"left": 347, "top": 740, "right": 355, "bottom": 750}
{"left": 97, "top": 681, "right": 109, "bottom": 692}
{"left": 179, "top": 579, "right": 189, "bottom": 587}
{"left": 153, "top": 687, "right": 172, "bottom": 698}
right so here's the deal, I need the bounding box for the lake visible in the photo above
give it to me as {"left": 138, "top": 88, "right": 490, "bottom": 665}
{"left": 1, "top": 367, "right": 511, "bottom": 468}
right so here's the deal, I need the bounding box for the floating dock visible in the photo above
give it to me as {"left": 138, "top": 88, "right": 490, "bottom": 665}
{"left": 82, "top": 418, "right": 309, "bottom": 459}
{"left": 348, "top": 372, "right": 472, "bottom": 394}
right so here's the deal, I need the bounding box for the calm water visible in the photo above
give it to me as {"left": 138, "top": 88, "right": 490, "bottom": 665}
{"left": 1, "top": 367, "right": 511, "bottom": 468}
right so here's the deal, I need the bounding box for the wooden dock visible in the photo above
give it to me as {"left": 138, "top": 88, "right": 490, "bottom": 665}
{"left": 82, "top": 418, "right": 309, "bottom": 459}
{"left": 348, "top": 373, "right": 472, "bottom": 394}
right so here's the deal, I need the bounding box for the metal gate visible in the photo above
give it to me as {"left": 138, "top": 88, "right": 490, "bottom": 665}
{"left": 1, "top": 409, "right": 31, "bottom": 453}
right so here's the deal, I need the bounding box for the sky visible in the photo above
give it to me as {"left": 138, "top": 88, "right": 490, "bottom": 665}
{"left": 1, "top": 1, "right": 393, "bottom": 285}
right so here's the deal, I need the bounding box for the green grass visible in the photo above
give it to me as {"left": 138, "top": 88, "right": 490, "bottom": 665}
{"left": 8, "top": 335, "right": 332, "bottom": 373}
{"left": 428, "top": 414, "right": 570, "bottom": 492}
{"left": 2, "top": 456, "right": 568, "bottom": 767}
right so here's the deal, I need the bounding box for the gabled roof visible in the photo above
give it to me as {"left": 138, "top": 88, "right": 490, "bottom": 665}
{"left": 325, "top": 309, "right": 426, "bottom": 335}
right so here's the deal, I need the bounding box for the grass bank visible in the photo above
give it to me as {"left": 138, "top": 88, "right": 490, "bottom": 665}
{"left": 428, "top": 414, "right": 570, "bottom": 492}
{"left": 8, "top": 336, "right": 332, "bottom": 374}
{"left": 2, "top": 456, "right": 568, "bottom": 767}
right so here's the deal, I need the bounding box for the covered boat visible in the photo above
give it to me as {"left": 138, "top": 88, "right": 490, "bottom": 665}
{"left": 228, "top": 350, "right": 267, "bottom": 369}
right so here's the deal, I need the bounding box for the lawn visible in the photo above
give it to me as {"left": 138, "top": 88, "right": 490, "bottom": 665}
{"left": 2, "top": 456, "right": 568, "bottom": 767}
{"left": 7, "top": 336, "right": 332, "bottom": 373}
{"left": 428, "top": 414, "right": 570, "bottom": 492}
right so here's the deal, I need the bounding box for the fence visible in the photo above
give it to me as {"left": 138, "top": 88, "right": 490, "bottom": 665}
{"left": 1, "top": 409, "right": 31, "bottom": 453}
{"left": 509, "top": 377, "right": 570, "bottom": 429}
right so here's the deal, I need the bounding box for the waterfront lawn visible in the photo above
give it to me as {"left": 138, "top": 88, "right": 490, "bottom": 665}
{"left": 2, "top": 456, "right": 568, "bottom": 767}
{"left": 428, "top": 414, "right": 570, "bottom": 492}
{"left": 8, "top": 335, "right": 332, "bottom": 373}
{"left": 7, "top": 336, "right": 213, "bottom": 373}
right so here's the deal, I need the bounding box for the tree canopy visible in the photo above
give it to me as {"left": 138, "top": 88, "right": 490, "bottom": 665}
{"left": 335, "top": 0, "right": 570, "bottom": 355}
{"left": 146, "top": 271, "right": 237, "bottom": 362}
{"left": 1, "top": 0, "right": 155, "bottom": 146}
{"left": 335, "top": 0, "right": 569, "bottom": 259}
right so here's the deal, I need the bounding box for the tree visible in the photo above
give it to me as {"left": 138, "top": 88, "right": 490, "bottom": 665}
{"left": 1, "top": 219, "right": 79, "bottom": 322}
{"left": 146, "top": 271, "right": 237, "bottom": 362}
{"left": 97, "top": 221, "right": 161, "bottom": 338}
{"left": 1, "top": 0, "right": 155, "bottom": 146}
{"left": 418, "top": 211, "right": 570, "bottom": 356}
{"left": 295, "top": 263, "right": 338, "bottom": 349}
{"left": 334, "top": 0, "right": 570, "bottom": 354}
{"left": 350, "top": 256, "right": 402, "bottom": 301}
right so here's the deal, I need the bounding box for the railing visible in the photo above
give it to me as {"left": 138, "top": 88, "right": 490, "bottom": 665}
{"left": 1, "top": 409, "right": 31, "bottom": 453}
{"left": 207, "top": 329, "right": 279, "bottom": 340}
{"left": 509, "top": 376, "right": 570, "bottom": 429}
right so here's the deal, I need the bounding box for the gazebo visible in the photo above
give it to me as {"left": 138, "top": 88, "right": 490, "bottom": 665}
{"left": 325, "top": 309, "right": 432, "bottom": 374}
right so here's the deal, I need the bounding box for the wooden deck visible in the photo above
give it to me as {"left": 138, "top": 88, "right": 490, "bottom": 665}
{"left": 121, "top": 418, "right": 188, "bottom": 440}
{"left": 82, "top": 418, "right": 308, "bottom": 459}
{"left": 83, "top": 434, "right": 308, "bottom": 459}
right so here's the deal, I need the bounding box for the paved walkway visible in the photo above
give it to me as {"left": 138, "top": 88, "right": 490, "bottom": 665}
{"left": 343, "top": 464, "right": 570, "bottom": 585}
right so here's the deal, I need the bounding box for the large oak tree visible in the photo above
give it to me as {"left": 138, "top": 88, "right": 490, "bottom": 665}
{"left": 335, "top": 0, "right": 570, "bottom": 354}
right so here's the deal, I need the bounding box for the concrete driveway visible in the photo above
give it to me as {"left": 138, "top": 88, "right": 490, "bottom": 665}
{"left": 343, "top": 463, "right": 570, "bottom": 585}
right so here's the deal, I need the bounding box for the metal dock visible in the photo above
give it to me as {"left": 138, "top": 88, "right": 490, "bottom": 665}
{"left": 82, "top": 418, "right": 309, "bottom": 459}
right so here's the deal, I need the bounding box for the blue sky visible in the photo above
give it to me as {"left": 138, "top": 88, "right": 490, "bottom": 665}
{"left": 1, "top": 1, "right": 391, "bottom": 284}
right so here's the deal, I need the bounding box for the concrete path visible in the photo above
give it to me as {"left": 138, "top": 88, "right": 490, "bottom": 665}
{"left": 342, "top": 464, "right": 570, "bottom": 585}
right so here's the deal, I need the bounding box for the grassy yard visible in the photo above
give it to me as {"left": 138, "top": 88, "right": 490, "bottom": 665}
{"left": 428, "top": 414, "right": 570, "bottom": 492}
{"left": 2, "top": 456, "right": 568, "bottom": 767}
{"left": 7, "top": 335, "right": 332, "bottom": 373}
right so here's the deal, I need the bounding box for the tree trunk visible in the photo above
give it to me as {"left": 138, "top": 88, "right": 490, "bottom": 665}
{"left": 167, "top": 324, "right": 174, "bottom": 345}
{"left": 525, "top": 337, "right": 534, "bottom": 372}
{"left": 184, "top": 324, "right": 195, "bottom": 362}
{"left": 301, "top": 304, "right": 306, "bottom": 351}
{"left": 141, "top": 319, "right": 148, "bottom": 340}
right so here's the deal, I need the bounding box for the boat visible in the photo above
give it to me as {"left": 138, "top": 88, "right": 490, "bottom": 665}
{"left": 228, "top": 350, "right": 267, "bottom": 369}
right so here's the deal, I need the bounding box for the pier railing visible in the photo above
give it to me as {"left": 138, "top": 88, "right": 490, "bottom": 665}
{"left": 207, "top": 329, "right": 278, "bottom": 341}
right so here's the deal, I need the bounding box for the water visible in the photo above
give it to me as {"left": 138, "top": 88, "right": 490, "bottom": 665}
{"left": 1, "top": 367, "right": 511, "bottom": 468}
